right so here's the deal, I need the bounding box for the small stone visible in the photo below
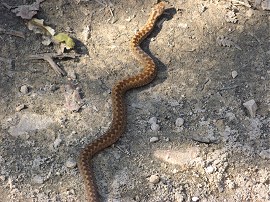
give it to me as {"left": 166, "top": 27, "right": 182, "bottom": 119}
{"left": 151, "top": 123, "right": 160, "bottom": 131}
{"left": 231, "top": 70, "right": 238, "bottom": 78}
{"left": 178, "top": 23, "right": 188, "bottom": 29}
{"left": 175, "top": 192, "right": 185, "bottom": 202}
{"left": 262, "top": 1, "right": 270, "bottom": 10}
{"left": 168, "top": 99, "right": 180, "bottom": 107}
{"left": 175, "top": 118, "right": 184, "bottom": 127}
{"left": 81, "top": 25, "right": 91, "bottom": 42}
{"left": 246, "top": 9, "right": 254, "bottom": 18}
{"left": 0, "top": 175, "right": 6, "bottom": 181}
{"left": 20, "top": 85, "right": 29, "bottom": 94}
{"left": 205, "top": 165, "right": 215, "bottom": 174}
{"left": 243, "top": 99, "right": 257, "bottom": 118}
{"left": 53, "top": 137, "right": 62, "bottom": 148}
{"left": 226, "top": 179, "right": 236, "bottom": 189}
{"left": 68, "top": 70, "right": 77, "bottom": 80}
{"left": 172, "top": 169, "right": 179, "bottom": 174}
{"left": 16, "top": 104, "right": 26, "bottom": 112}
{"left": 150, "top": 136, "right": 159, "bottom": 143}
{"left": 66, "top": 157, "right": 77, "bottom": 168}
{"left": 164, "top": 137, "right": 170, "bottom": 142}
{"left": 32, "top": 175, "right": 44, "bottom": 184}
{"left": 148, "top": 117, "right": 157, "bottom": 124}
{"left": 259, "top": 149, "right": 270, "bottom": 159}
{"left": 149, "top": 174, "right": 160, "bottom": 184}
{"left": 192, "top": 196, "right": 200, "bottom": 202}
{"left": 225, "top": 112, "right": 235, "bottom": 121}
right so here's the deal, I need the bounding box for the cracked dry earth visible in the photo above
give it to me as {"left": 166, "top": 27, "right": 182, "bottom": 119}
{"left": 0, "top": 0, "right": 270, "bottom": 202}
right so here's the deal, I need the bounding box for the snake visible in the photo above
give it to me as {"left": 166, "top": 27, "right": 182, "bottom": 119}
{"left": 78, "top": 2, "right": 166, "bottom": 201}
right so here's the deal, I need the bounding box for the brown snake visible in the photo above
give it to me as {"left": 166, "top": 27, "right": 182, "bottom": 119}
{"left": 78, "top": 2, "right": 166, "bottom": 201}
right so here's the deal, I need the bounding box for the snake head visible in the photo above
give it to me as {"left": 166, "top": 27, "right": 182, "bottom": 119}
{"left": 151, "top": 2, "right": 166, "bottom": 18}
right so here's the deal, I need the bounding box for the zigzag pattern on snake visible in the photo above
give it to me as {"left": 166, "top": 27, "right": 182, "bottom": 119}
{"left": 78, "top": 2, "right": 166, "bottom": 201}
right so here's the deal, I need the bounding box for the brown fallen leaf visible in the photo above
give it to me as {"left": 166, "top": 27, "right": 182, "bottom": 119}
{"left": 216, "top": 35, "right": 242, "bottom": 50}
{"left": 3, "top": 0, "right": 46, "bottom": 20}
{"left": 261, "top": 0, "right": 270, "bottom": 10}
{"left": 27, "top": 18, "right": 55, "bottom": 36}
{"left": 63, "top": 84, "right": 83, "bottom": 112}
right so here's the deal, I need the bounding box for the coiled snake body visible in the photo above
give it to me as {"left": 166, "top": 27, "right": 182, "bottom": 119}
{"left": 78, "top": 2, "right": 166, "bottom": 201}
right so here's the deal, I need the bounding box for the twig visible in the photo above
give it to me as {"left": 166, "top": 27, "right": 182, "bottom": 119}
{"left": 1, "top": 2, "right": 14, "bottom": 10}
{"left": 232, "top": 0, "right": 251, "bottom": 7}
{"left": 0, "top": 28, "right": 25, "bottom": 38}
{"left": 218, "top": 85, "right": 238, "bottom": 91}
{"left": 94, "top": 0, "right": 106, "bottom": 7}
{"left": 107, "top": 0, "right": 114, "bottom": 18}
{"left": 115, "top": 145, "right": 131, "bottom": 156}
{"left": 28, "top": 53, "right": 80, "bottom": 76}
{"left": 200, "top": 78, "right": 210, "bottom": 91}
{"left": 94, "top": 0, "right": 114, "bottom": 18}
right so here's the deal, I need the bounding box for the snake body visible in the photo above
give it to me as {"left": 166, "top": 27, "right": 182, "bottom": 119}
{"left": 78, "top": 2, "right": 166, "bottom": 201}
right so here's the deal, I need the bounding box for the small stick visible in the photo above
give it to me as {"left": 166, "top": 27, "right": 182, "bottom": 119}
{"left": 1, "top": 2, "right": 14, "bottom": 10}
{"left": 232, "top": 0, "right": 251, "bottom": 7}
{"left": 28, "top": 53, "right": 80, "bottom": 76}
{"left": 94, "top": 0, "right": 106, "bottom": 7}
{"left": 115, "top": 145, "right": 131, "bottom": 156}
{"left": 0, "top": 28, "right": 25, "bottom": 38}
{"left": 218, "top": 85, "right": 238, "bottom": 91}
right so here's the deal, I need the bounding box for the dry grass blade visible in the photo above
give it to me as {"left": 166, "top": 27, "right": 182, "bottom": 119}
{"left": 28, "top": 53, "right": 80, "bottom": 76}
{"left": 0, "top": 28, "right": 25, "bottom": 38}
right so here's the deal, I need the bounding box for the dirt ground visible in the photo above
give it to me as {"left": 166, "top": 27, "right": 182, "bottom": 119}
{"left": 0, "top": 0, "right": 270, "bottom": 201}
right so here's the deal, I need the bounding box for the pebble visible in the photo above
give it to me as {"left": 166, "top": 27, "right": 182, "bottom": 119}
{"left": 15, "top": 104, "right": 26, "bottom": 112}
{"left": 259, "top": 149, "right": 270, "bottom": 159}
{"left": 168, "top": 99, "right": 180, "bottom": 107}
{"left": 149, "top": 174, "right": 160, "bottom": 184}
{"left": 175, "top": 192, "right": 185, "bottom": 202}
{"left": 0, "top": 175, "right": 5, "bottom": 181}
{"left": 205, "top": 165, "right": 215, "bottom": 174}
{"left": 151, "top": 123, "right": 160, "bottom": 131}
{"left": 175, "top": 118, "right": 184, "bottom": 127}
{"left": 225, "top": 112, "right": 236, "bottom": 121}
{"left": 178, "top": 23, "right": 188, "bottom": 29}
{"left": 226, "top": 179, "right": 236, "bottom": 189}
{"left": 20, "top": 85, "right": 29, "bottom": 94}
{"left": 66, "top": 157, "right": 77, "bottom": 168}
{"left": 231, "top": 70, "right": 238, "bottom": 78}
{"left": 150, "top": 136, "right": 159, "bottom": 143}
{"left": 191, "top": 196, "right": 200, "bottom": 202}
{"left": 243, "top": 99, "right": 257, "bottom": 118}
{"left": 68, "top": 70, "right": 77, "bottom": 80}
{"left": 148, "top": 117, "right": 157, "bottom": 124}
{"left": 81, "top": 25, "right": 90, "bottom": 42}
{"left": 53, "top": 137, "right": 62, "bottom": 148}
{"left": 172, "top": 168, "right": 179, "bottom": 174}
{"left": 32, "top": 175, "right": 44, "bottom": 184}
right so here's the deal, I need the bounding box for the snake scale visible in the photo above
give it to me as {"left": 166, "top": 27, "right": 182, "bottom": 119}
{"left": 78, "top": 2, "right": 166, "bottom": 201}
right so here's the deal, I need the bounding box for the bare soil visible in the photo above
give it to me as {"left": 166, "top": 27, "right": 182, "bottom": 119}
{"left": 0, "top": 0, "right": 269, "bottom": 202}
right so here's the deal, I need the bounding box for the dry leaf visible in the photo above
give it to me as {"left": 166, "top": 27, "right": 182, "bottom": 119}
{"left": 261, "top": 0, "right": 270, "bottom": 10}
{"left": 27, "top": 18, "right": 55, "bottom": 36}
{"left": 10, "top": 0, "right": 46, "bottom": 20}
{"left": 53, "top": 33, "right": 75, "bottom": 54}
{"left": 232, "top": 0, "right": 251, "bottom": 7}
{"left": 225, "top": 11, "right": 238, "bottom": 23}
{"left": 53, "top": 33, "right": 75, "bottom": 49}
{"left": 216, "top": 35, "right": 242, "bottom": 50}
{"left": 41, "top": 36, "right": 52, "bottom": 46}
{"left": 254, "top": 0, "right": 262, "bottom": 7}
{"left": 63, "top": 84, "right": 83, "bottom": 112}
